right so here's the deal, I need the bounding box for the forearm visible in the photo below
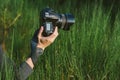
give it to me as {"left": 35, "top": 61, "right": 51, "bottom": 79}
{"left": 31, "top": 40, "right": 44, "bottom": 65}
{"left": 16, "top": 47, "right": 44, "bottom": 80}
{"left": 26, "top": 44, "right": 45, "bottom": 69}
{"left": 15, "top": 60, "right": 33, "bottom": 80}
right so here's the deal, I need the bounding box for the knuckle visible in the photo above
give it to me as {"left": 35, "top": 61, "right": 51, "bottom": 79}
{"left": 53, "top": 32, "right": 59, "bottom": 37}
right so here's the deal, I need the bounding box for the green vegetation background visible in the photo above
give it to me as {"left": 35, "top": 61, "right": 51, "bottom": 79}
{"left": 0, "top": 0, "right": 120, "bottom": 80}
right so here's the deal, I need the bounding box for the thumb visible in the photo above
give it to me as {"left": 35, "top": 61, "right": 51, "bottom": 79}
{"left": 38, "top": 26, "right": 44, "bottom": 38}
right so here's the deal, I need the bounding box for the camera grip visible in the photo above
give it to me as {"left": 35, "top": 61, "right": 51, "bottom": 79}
{"left": 43, "top": 22, "right": 54, "bottom": 36}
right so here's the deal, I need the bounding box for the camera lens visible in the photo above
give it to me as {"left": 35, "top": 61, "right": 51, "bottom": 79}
{"left": 64, "top": 14, "right": 75, "bottom": 30}
{"left": 57, "top": 14, "right": 75, "bottom": 30}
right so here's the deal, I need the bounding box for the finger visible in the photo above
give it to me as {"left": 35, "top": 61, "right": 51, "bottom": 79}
{"left": 48, "top": 27, "right": 59, "bottom": 42}
{"left": 52, "top": 27, "right": 59, "bottom": 36}
{"left": 54, "top": 26, "right": 58, "bottom": 33}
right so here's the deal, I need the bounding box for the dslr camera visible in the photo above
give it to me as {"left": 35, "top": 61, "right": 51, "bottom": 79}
{"left": 32, "top": 8, "right": 75, "bottom": 43}
{"left": 40, "top": 8, "right": 75, "bottom": 36}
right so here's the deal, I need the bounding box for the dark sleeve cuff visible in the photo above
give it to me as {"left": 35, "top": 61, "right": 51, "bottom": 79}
{"left": 16, "top": 62, "right": 33, "bottom": 80}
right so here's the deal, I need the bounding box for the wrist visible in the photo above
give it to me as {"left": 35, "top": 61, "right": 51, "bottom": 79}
{"left": 31, "top": 47, "right": 44, "bottom": 65}
{"left": 26, "top": 58, "right": 34, "bottom": 69}
{"left": 36, "top": 44, "right": 45, "bottom": 50}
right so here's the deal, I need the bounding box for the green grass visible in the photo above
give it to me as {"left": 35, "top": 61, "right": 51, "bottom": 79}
{"left": 0, "top": 0, "right": 120, "bottom": 80}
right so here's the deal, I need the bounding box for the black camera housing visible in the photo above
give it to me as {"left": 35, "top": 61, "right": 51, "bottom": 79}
{"left": 40, "top": 8, "right": 75, "bottom": 36}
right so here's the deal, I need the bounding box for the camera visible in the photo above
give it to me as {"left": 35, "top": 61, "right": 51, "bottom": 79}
{"left": 40, "top": 8, "right": 75, "bottom": 36}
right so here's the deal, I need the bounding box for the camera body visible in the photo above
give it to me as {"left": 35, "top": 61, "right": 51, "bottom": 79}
{"left": 40, "top": 8, "right": 75, "bottom": 36}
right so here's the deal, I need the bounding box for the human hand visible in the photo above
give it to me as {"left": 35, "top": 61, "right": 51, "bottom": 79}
{"left": 36, "top": 26, "right": 59, "bottom": 50}
{"left": 30, "top": 26, "right": 58, "bottom": 65}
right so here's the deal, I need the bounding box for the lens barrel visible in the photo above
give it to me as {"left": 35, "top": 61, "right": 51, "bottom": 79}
{"left": 62, "top": 14, "right": 75, "bottom": 30}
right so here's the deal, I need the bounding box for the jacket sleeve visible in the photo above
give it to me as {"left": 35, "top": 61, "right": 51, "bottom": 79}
{"left": 15, "top": 62, "right": 33, "bottom": 80}
{"left": 0, "top": 45, "right": 33, "bottom": 80}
